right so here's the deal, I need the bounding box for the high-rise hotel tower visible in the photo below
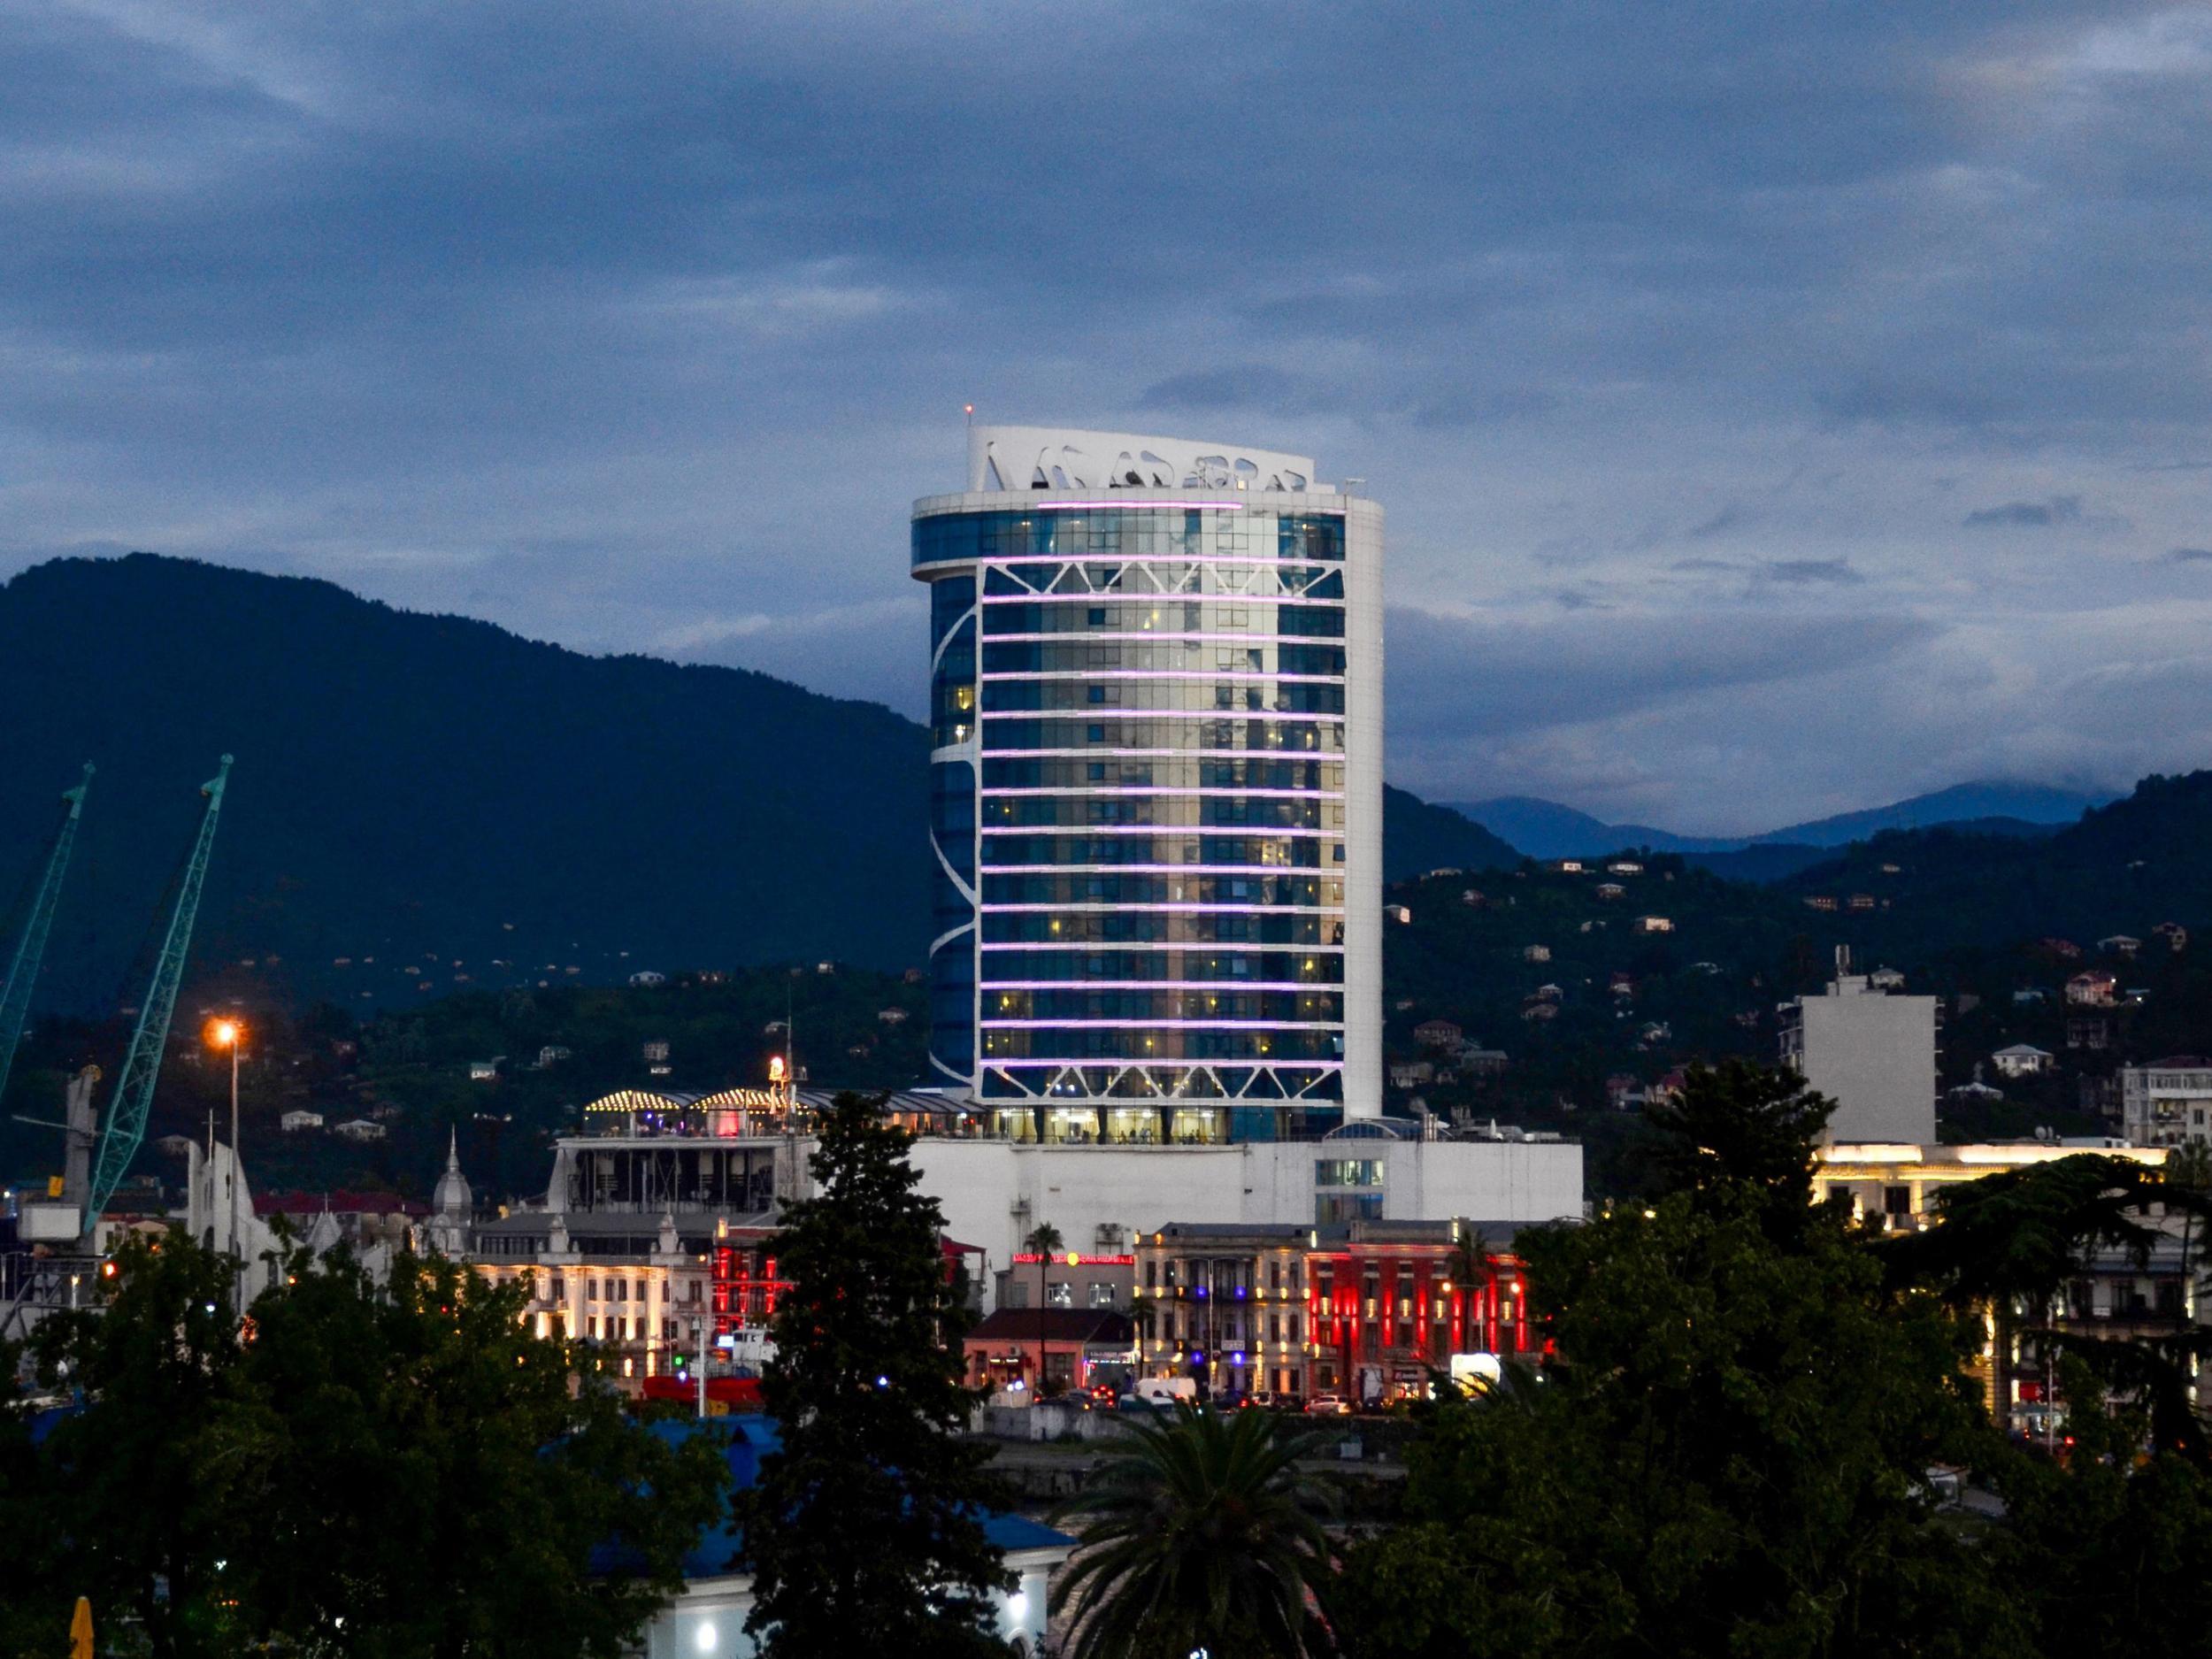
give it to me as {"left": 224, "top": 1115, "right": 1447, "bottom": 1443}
{"left": 914, "top": 426, "right": 1383, "bottom": 1138}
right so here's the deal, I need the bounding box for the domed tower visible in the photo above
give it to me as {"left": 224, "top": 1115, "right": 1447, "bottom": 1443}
{"left": 426, "top": 1129, "right": 473, "bottom": 1256}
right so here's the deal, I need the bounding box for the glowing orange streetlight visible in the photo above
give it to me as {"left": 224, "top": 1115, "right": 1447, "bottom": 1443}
{"left": 206, "top": 1017, "right": 244, "bottom": 1302}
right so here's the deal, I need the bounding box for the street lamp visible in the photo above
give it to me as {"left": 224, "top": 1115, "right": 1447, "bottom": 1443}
{"left": 206, "top": 1018, "right": 242, "bottom": 1309}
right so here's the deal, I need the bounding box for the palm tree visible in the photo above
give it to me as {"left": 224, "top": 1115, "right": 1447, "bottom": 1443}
{"left": 1050, "top": 1402, "right": 1336, "bottom": 1659}
{"left": 1025, "top": 1222, "right": 1064, "bottom": 1396}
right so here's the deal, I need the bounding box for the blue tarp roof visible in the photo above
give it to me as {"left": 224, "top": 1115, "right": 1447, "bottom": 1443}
{"left": 630, "top": 1416, "right": 1074, "bottom": 1579}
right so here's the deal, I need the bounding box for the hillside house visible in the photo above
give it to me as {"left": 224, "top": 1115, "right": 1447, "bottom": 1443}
{"left": 2041, "top": 938, "right": 2083, "bottom": 960}
{"left": 1868, "top": 967, "right": 1906, "bottom": 990}
{"left": 1649, "top": 1069, "right": 1687, "bottom": 1104}
{"left": 1386, "top": 903, "right": 1412, "bottom": 925}
{"left": 2067, "top": 1015, "right": 2111, "bottom": 1052}
{"left": 1532, "top": 983, "right": 1563, "bottom": 1002}
{"left": 1522, "top": 944, "right": 1552, "bottom": 963}
{"left": 877, "top": 1007, "right": 910, "bottom": 1025}
{"left": 2066, "top": 972, "right": 2119, "bottom": 1008}
{"left": 468, "top": 1060, "right": 500, "bottom": 1082}
{"left": 2012, "top": 988, "right": 2050, "bottom": 1006}
{"left": 279, "top": 1110, "right": 325, "bottom": 1133}
{"left": 1458, "top": 1047, "right": 1510, "bottom": 1076}
{"left": 1638, "top": 1021, "right": 1671, "bottom": 1045}
{"left": 1633, "top": 916, "right": 1674, "bottom": 934}
{"left": 536, "top": 1045, "right": 572, "bottom": 1068}
{"left": 2098, "top": 935, "right": 2143, "bottom": 959}
{"left": 1388, "top": 1060, "right": 1436, "bottom": 1088}
{"left": 1555, "top": 860, "right": 1586, "bottom": 874}
{"left": 1604, "top": 1073, "right": 1639, "bottom": 1110}
{"left": 1608, "top": 861, "right": 1644, "bottom": 875}
{"left": 2154, "top": 922, "right": 2189, "bottom": 951}
{"left": 1805, "top": 896, "right": 1839, "bottom": 912}
{"left": 1595, "top": 883, "right": 1625, "bottom": 901}
{"left": 1847, "top": 894, "right": 1877, "bottom": 911}
{"left": 1609, "top": 972, "right": 1636, "bottom": 999}
{"left": 1461, "top": 889, "right": 1486, "bottom": 908}
{"left": 1521, "top": 1002, "right": 1559, "bottom": 1023}
{"left": 333, "top": 1118, "right": 388, "bottom": 1143}
{"left": 628, "top": 970, "right": 668, "bottom": 987}
{"left": 1991, "top": 1044, "right": 2054, "bottom": 1079}
{"left": 1413, "top": 1018, "right": 1463, "bottom": 1048}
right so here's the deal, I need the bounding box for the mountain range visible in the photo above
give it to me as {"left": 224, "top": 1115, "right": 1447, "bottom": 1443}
{"left": 1448, "top": 781, "right": 2111, "bottom": 862}
{"left": 0, "top": 555, "right": 1514, "bottom": 1011}
{"left": 0, "top": 553, "right": 2170, "bottom": 1023}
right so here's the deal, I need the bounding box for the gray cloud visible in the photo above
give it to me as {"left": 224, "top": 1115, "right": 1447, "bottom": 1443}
{"left": 2166, "top": 547, "right": 2212, "bottom": 563}
{"left": 2, "top": 0, "right": 2209, "bottom": 828}
{"left": 1963, "top": 496, "right": 2085, "bottom": 528}
{"left": 1760, "top": 558, "right": 1866, "bottom": 585}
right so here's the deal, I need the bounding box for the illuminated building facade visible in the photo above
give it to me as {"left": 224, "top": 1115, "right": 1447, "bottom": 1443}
{"left": 1133, "top": 1218, "right": 1527, "bottom": 1402}
{"left": 914, "top": 426, "right": 1384, "bottom": 1137}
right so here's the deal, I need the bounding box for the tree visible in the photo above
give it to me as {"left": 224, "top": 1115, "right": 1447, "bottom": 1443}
{"left": 741, "top": 1093, "right": 1012, "bottom": 1658}
{"left": 19, "top": 1231, "right": 723, "bottom": 1659}
{"left": 1643, "top": 1056, "right": 1834, "bottom": 1233}
{"left": 1051, "top": 1403, "right": 1335, "bottom": 1659}
{"left": 1336, "top": 1064, "right": 2010, "bottom": 1659}
{"left": 1025, "top": 1221, "right": 1064, "bottom": 1396}
{"left": 1987, "top": 1352, "right": 2212, "bottom": 1655}
{"left": 212, "top": 1242, "right": 724, "bottom": 1658}
{"left": 27, "top": 1233, "right": 243, "bottom": 1659}
{"left": 1884, "top": 1151, "right": 2212, "bottom": 1459}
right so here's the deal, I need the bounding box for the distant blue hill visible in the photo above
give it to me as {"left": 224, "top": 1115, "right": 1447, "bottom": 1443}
{"left": 1447, "top": 783, "right": 2110, "bottom": 862}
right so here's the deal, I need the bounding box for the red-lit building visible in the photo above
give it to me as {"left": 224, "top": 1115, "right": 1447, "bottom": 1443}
{"left": 1134, "top": 1218, "right": 1530, "bottom": 1404}
{"left": 1305, "top": 1220, "right": 1530, "bottom": 1405}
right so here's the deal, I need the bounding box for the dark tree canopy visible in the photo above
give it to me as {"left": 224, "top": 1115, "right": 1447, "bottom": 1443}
{"left": 740, "top": 1093, "right": 1012, "bottom": 1658}
{"left": 4, "top": 1232, "right": 723, "bottom": 1659}
{"left": 1336, "top": 1064, "right": 2007, "bottom": 1659}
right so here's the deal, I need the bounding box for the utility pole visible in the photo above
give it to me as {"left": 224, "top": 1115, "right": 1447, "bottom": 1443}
{"left": 692, "top": 1315, "right": 707, "bottom": 1419}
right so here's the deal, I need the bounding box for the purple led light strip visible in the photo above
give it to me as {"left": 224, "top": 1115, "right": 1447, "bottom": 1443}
{"left": 979, "top": 940, "right": 1343, "bottom": 953}
{"left": 979, "top": 671, "right": 1342, "bottom": 685}
{"left": 987, "top": 872, "right": 1327, "bottom": 885}
{"left": 980, "top": 1018, "right": 1344, "bottom": 1030}
{"left": 987, "top": 752, "right": 1345, "bottom": 765}
{"left": 982, "top": 911, "right": 1327, "bottom": 925}
{"left": 981, "top": 633, "right": 1340, "bottom": 645}
{"left": 981, "top": 980, "right": 1338, "bottom": 992}
{"left": 981, "top": 787, "right": 1343, "bottom": 800}
{"left": 980, "top": 708, "right": 1341, "bottom": 720}
{"left": 979, "top": 825, "right": 1340, "bottom": 836}
{"left": 982, "top": 1068, "right": 1343, "bottom": 1082}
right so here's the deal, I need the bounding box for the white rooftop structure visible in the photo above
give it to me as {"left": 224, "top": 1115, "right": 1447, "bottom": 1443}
{"left": 965, "top": 424, "right": 1330, "bottom": 495}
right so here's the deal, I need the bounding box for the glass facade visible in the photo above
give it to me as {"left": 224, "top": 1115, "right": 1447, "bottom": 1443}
{"left": 917, "top": 502, "right": 1351, "bottom": 1110}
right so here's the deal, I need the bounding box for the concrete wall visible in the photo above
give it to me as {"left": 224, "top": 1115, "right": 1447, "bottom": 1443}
{"left": 1341, "top": 495, "right": 1386, "bottom": 1118}
{"left": 909, "top": 1137, "right": 1583, "bottom": 1308}
{"left": 1795, "top": 979, "right": 1937, "bottom": 1143}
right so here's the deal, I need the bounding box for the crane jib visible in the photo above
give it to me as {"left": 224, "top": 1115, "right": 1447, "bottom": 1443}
{"left": 85, "top": 755, "right": 234, "bottom": 1232}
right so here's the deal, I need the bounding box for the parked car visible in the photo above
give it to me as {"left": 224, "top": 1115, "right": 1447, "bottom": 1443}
{"left": 1130, "top": 1376, "right": 1198, "bottom": 1407}
{"left": 1304, "top": 1394, "right": 1352, "bottom": 1417}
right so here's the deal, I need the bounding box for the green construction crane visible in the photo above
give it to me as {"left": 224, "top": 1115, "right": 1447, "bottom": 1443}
{"left": 86, "top": 756, "right": 233, "bottom": 1228}
{"left": 0, "top": 764, "right": 92, "bottom": 1109}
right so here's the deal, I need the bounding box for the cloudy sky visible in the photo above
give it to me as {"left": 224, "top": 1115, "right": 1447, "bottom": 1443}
{"left": 4, "top": 1, "right": 2210, "bottom": 834}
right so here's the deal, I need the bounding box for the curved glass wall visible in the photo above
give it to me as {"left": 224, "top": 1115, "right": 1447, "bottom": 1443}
{"left": 918, "top": 502, "right": 1349, "bottom": 1109}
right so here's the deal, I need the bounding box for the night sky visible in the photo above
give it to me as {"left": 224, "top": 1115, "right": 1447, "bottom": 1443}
{"left": 4, "top": 2, "right": 2209, "bottom": 833}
